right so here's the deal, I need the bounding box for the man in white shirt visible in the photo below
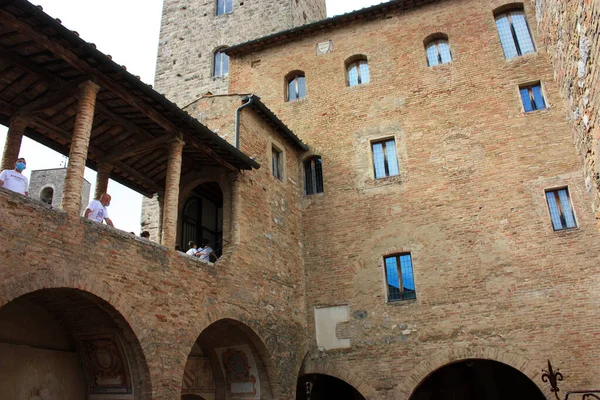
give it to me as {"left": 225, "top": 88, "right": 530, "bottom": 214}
{"left": 0, "top": 157, "right": 29, "bottom": 196}
{"left": 84, "top": 193, "right": 114, "bottom": 227}
{"left": 195, "top": 238, "right": 214, "bottom": 262}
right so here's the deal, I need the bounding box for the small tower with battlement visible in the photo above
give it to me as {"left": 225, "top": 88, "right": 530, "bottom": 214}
{"left": 154, "top": 0, "right": 327, "bottom": 107}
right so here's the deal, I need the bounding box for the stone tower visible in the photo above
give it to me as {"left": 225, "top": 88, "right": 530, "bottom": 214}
{"left": 154, "top": 0, "right": 327, "bottom": 107}
{"left": 29, "top": 168, "right": 91, "bottom": 215}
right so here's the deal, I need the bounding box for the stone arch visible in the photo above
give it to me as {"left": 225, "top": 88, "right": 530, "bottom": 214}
{"left": 0, "top": 286, "right": 153, "bottom": 399}
{"left": 400, "top": 346, "right": 548, "bottom": 399}
{"left": 298, "top": 356, "right": 382, "bottom": 400}
{"left": 39, "top": 185, "right": 55, "bottom": 205}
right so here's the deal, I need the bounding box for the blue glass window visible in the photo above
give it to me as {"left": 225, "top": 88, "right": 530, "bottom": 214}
{"left": 347, "top": 59, "right": 370, "bottom": 86}
{"left": 495, "top": 10, "right": 535, "bottom": 59}
{"left": 213, "top": 49, "right": 229, "bottom": 77}
{"left": 385, "top": 254, "right": 416, "bottom": 302}
{"left": 520, "top": 83, "right": 546, "bottom": 112}
{"left": 287, "top": 74, "right": 306, "bottom": 101}
{"left": 216, "top": 0, "right": 232, "bottom": 15}
{"left": 304, "top": 156, "right": 324, "bottom": 195}
{"left": 545, "top": 188, "right": 577, "bottom": 231}
{"left": 426, "top": 39, "right": 452, "bottom": 66}
{"left": 372, "top": 139, "right": 399, "bottom": 179}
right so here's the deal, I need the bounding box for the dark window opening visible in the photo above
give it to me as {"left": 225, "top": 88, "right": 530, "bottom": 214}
{"left": 181, "top": 182, "right": 223, "bottom": 260}
{"left": 297, "top": 374, "right": 365, "bottom": 400}
{"left": 272, "top": 147, "right": 283, "bottom": 181}
{"left": 40, "top": 186, "right": 54, "bottom": 205}
{"left": 304, "top": 156, "right": 323, "bottom": 195}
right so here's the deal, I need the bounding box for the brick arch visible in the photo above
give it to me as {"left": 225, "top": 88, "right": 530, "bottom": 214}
{"left": 299, "top": 357, "right": 382, "bottom": 400}
{"left": 399, "top": 346, "right": 548, "bottom": 399}
{"left": 0, "top": 268, "right": 155, "bottom": 398}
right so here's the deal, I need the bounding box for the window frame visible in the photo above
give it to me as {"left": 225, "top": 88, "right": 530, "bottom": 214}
{"left": 304, "top": 156, "right": 324, "bottom": 195}
{"left": 544, "top": 187, "right": 578, "bottom": 231}
{"left": 213, "top": 48, "right": 229, "bottom": 78}
{"left": 216, "top": 0, "right": 232, "bottom": 15}
{"left": 346, "top": 56, "right": 370, "bottom": 87}
{"left": 371, "top": 138, "right": 400, "bottom": 179}
{"left": 272, "top": 145, "right": 284, "bottom": 181}
{"left": 424, "top": 35, "right": 453, "bottom": 67}
{"left": 494, "top": 6, "right": 536, "bottom": 60}
{"left": 286, "top": 72, "right": 306, "bottom": 102}
{"left": 384, "top": 253, "right": 417, "bottom": 303}
{"left": 519, "top": 82, "right": 546, "bottom": 112}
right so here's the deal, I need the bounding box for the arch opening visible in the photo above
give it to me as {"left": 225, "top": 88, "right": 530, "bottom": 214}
{"left": 40, "top": 186, "right": 54, "bottom": 205}
{"left": 0, "top": 288, "right": 151, "bottom": 400}
{"left": 180, "top": 181, "right": 223, "bottom": 260}
{"left": 181, "top": 319, "right": 273, "bottom": 400}
{"left": 296, "top": 373, "right": 365, "bottom": 400}
{"left": 410, "top": 358, "right": 545, "bottom": 400}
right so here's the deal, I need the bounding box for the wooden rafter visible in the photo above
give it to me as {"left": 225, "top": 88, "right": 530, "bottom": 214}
{"left": 98, "top": 134, "right": 176, "bottom": 164}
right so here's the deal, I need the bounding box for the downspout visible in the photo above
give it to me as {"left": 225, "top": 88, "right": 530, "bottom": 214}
{"left": 234, "top": 95, "right": 255, "bottom": 149}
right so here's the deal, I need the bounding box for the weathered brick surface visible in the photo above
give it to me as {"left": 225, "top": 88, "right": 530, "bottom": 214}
{"left": 534, "top": 0, "right": 600, "bottom": 229}
{"left": 227, "top": 0, "right": 600, "bottom": 397}
{"left": 154, "top": 0, "right": 326, "bottom": 107}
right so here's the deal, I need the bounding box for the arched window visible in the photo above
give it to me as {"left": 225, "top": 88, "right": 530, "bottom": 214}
{"left": 304, "top": 156, "right": 323, "bottom": 195}
{"left": 346, "top": 56, "right": 370, "bottom": 86}
{"left": 216, "top": 0, "right": 232, "bottom": 15}
{"left": 425, "top": 35, "right": 452, "bottom": 66}
{"left": 494, "top": 6, "right": 535, "bottom": 59}
{"left": 286, "top": 72, "right": 306, "bottom": 102}
{"left": 40, "top": 186, "right": 54, "bottom": 205}
{"left": 213, "top": 48, "right": 229, "bottom": 77}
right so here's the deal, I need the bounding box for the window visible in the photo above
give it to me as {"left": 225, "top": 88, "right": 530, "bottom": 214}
{"left": 519, "top": 83, "right": 546, "bottom": 112}
{"left": 40, "top": 186, "right": 53, "bottom": 205}
{"left": 384, "top": 254, "right": 416, "bottom": 301}
{"left": 216, "top": 0, "right": 232, "bottom": 15}
{"left": 272, "top": 146, "right": 283, "bottom": 180}
{"left": 346, "top": 58, "right": 370, "bottom": 86}
{"left": 304, "top": 156, "right": 323, "bottom": 195}
{"left": 545, "top": 188, "right": 577, "bottom": 231}
{"left": 425, "top": 39, "right": 452, "bottom": 66}
{"left": 213, "top": 48, "right": 229, "bottom": 77}
{"left": 287, "top": 73, "right": 306, "bottom": 101}
{"left": 495, "top": 8, "right": 535, "bottom": 59}
{"left": 371, "top": 139, "right": 399, "bottom": 179}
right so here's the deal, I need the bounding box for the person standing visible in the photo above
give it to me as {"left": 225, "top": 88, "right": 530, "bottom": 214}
{"left": 84, "top": 193, "right": 114, "bottom": 227}
{"left": 186, "top": 241, "right": 198, "bottom": 256}
{"left": 0, "top": 157, "right": 29, "bottom": 196}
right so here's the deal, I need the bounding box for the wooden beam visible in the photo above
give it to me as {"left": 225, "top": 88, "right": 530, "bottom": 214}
{"left": 0, "top": 98, "right": 15, "bottom": 116}
{"left": 0, "top": 44, "right": 60, "bottom": 84}
{"left": 182, "top": 132, "right": 236, "bottom": 171}
{"left": 97, "top": 134, "right": 176, "bottom": 164}
{"left": 18, "top": 79, "right": 82, "bottom": 114}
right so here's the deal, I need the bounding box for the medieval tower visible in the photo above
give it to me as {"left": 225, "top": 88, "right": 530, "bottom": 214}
{"left": 154, "top": 0, "right": 327, "bottom": 107}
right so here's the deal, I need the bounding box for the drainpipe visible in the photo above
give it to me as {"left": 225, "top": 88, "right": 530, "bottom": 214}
{"left": 234, "top": 95, "right": 254, "bottom": 149}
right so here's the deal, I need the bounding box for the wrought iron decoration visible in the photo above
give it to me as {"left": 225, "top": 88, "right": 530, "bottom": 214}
{"left": 542, "top": 360, "right": 600, "bottom": 400}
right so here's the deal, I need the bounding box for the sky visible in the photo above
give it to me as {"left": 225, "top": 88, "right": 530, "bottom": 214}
{"left": 0, "top": 0, "right": 384, "bottom": 233}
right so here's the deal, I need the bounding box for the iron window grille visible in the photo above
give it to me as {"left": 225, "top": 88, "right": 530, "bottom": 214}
{"left": 545, "top": 187, "right": 577, "bottom": 231}
{"left": 384, "top": 253, "right": 416, "bottom": 302}
{"left": 216, "top": 0, "right": 232, "bottom": 15}
{"left": 495, "top": 9, "right": 535, "bottom": 59}
{"left": 347, "top": 59, "right": 370, "bottom": 86}
{"left": 304, "top": 156, "right": 324, "bottom": 195}
{"left": 425, "top": 39, "right": 452, "bottom": 66}
{"left": 519, "top": 83, "right": 546, "bottom": 112}
{"left": 371, "top": 139, "right": 400, "bottom": 179}
{"left": 287, "top": 74, "right": 306, "bottom": 101}
{"left": 272, "top": 147, "right": 283, "bottom": 181}
{"left": 213, "top": 49, "right": 229, "bottom": 77}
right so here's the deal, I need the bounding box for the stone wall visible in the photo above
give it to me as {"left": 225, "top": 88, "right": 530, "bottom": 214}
{"left": 533, "top": 0, "right": 600, "bottom": 229}
{"left": 154, "top": 0, "right": 326, "bottom": 107}
{"left": 29, "top": 168, "right": 91, "bottom": 215}
{"left": 229, "top": 0, "right": 600, "bottom": 397}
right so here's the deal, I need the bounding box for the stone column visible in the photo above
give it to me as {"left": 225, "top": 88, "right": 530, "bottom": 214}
{"left": 161, "top": 137, "right": 185, "bottom": 249}
{"left": 1, "top": 117, "right": 27, "bottom": 171}
{"left": 94, "top": 163, "right": 112, "bottom": 200}
{"left": 61, "top": 81, "right": 100, "bottom": 217}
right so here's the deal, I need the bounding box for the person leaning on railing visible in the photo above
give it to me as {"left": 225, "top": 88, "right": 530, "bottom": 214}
{"left": 84, "top": 193, "right": 114, "bottom": 227}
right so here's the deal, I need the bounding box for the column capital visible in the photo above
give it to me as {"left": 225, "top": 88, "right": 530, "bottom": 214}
{"left": 8, "top": 115, "right": 28, "bottom": 130}
{"left": 78, "top": 80, "right": 101, "bottom": 95}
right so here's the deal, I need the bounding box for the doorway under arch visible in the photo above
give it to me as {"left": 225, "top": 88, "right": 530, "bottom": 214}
{"left": 296, "top": 374, "right": 366, "bottom": 400}
{"left": 0, "top": 288, "right": 151, "bottom": 399}
{"left": 181, "top": 181, "right": 223, "bottom": 258}
{"left": 410, "top": 358, "right": 545, "bottom": 399}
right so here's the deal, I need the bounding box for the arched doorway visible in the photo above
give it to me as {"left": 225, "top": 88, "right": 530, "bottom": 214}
{"left": 410, "top": 359, "right": 545, "bottom": 399}
{"left": 296, "top": 374, "right": 366, "bottom": 400}
{"left": 0, "top": 288, "right": 151, "bottom": 399}
{"left": 181, "top": 319, "right": 273, "bottom": 400}
{"left": 181, "top": 182, "right": 223, "bottom": 258}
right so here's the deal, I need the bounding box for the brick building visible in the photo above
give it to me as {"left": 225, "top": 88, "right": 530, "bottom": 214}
{"left": 1, "top": 0, "right": 600, "bottom": 400}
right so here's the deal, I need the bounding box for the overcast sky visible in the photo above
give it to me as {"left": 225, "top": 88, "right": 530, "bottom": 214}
{"left": 0, "top": 0, "right": 384, "bottom": 233}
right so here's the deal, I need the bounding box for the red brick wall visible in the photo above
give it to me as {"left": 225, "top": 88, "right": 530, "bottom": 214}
{"left": 229, "top": 0, "right": 600, "bottom": 397}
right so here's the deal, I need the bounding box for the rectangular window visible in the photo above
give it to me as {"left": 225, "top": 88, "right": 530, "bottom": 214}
{"left": 520, "top": 83, "right": 546, "bottom": 112}
{"left": 372, "top": 139, "right": 399, "bottom": 179}
{"left": 495, "top": 10, "right": 535, "bottom": 59}
{"left": 272, "top": 147, "right": 283, "bottom": 181}
{"left": 545, "top": 188, "right": 577, "bottom": 231}
{"left": 217, "top": 0, "right": 232, "bottom": 15}
{"left": 384, "top": 254, "right": 416, "bottom": 302}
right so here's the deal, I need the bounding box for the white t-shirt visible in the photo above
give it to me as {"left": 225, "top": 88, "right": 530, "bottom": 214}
{"left": 198, "top": 246, "right": 214, "bottom": 262}
{"left": 86, "top": 199, "right": 109, "bottom": 223}
{"left": 186, "top": 248, "right": 198, "bottom": 256}
{"left": 0, "top": 169, "right": 28, "bottom": 195}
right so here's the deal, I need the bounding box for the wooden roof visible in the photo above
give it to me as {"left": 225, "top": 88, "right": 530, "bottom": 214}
{"left": 0, "top": 0, "right": 259, "bottom": 197}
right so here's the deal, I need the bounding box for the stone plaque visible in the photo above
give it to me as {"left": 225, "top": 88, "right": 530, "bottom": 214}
{"left": 316, "top": 40, "right": 333, "bottom": 55}
{"left": 216, "top": 345, "right": 260, "bottom": 399}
